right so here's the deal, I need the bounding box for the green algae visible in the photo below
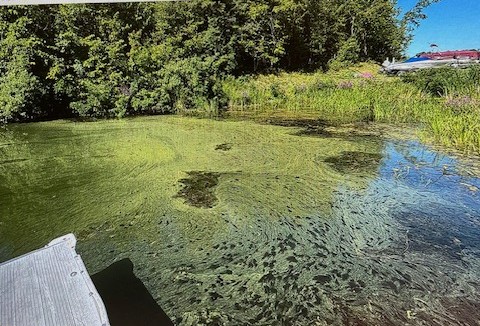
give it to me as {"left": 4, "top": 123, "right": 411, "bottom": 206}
{"left": 1, "top": 116, "right": 479, "bottom": 325}
{"left": 175, "top": 172, "right": 221, "bottom": 208}
{"left": 214, "top": 143, "right": 233, "bottom": 151}
{"left": 0, "top": 115, "right": 376, "bottom": 257}
{"left": 325, "top": 151, "right": 384, "bottom": 174}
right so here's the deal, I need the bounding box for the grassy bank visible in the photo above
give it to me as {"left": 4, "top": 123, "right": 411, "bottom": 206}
{"left": 221, "top": 63, "right": 480, "bottom": 154}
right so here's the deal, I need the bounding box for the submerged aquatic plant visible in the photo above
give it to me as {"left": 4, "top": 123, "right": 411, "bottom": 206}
{"left": 324, "top": 151, "right": 383, "bottom": 174}
{"left": 2, "top": 116, "right": 480, "bottom": 325}
{"left": 175, "top": 171, "right": 221, "bottom": 208}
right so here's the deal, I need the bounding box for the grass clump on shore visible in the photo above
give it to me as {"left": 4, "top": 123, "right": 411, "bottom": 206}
{"left": 222, "top": 64, "right": 480, "bottom": 154}
{"left": 403, "top": 67, "right": 480, "bottom": 153}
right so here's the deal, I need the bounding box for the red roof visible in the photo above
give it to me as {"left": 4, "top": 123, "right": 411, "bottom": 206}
{"left": 418, "top": 50, "right": 480, "bottom": 60}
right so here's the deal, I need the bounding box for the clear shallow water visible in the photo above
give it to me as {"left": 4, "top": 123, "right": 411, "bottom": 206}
{"left": 1, "top": 117, "right": 479, "bottom": 325}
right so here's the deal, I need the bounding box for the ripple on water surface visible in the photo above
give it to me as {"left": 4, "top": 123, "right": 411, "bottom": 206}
{"left": 0, "top": 116, "right": 479, "bottom": 325}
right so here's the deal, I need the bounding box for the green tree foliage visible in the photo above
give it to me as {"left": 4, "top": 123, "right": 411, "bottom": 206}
{"left": 0, "top": 6, "right": 56, "bottom": 121}
{"left": 52, "top": 4, "right": 157, "bottom": 117}
{"left": 234, "top": 0, "right": 288, "bottom": 72}
{"left": 0, "top": 0, "right": 433, "bottom": 121}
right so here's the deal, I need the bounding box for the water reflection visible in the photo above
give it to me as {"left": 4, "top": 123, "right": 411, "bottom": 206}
{"left": 92, "top": 259, "right": 173, "bottom": 326}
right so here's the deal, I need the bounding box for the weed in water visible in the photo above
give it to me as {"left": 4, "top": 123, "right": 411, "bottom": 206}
{"left": 324, "top": 151, "right": 383, "bottom": 174}
{"left": 175, "top": 172, "right": 221, "bottom": 208}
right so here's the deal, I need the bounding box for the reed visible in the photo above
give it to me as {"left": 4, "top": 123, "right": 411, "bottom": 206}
{"left": 222, "top": 64, "right": 480, "bottom": 154}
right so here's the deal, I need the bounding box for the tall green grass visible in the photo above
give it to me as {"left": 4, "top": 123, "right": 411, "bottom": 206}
{"left": 222, "top": 64, "right": 480, "bottom": 154}
{"left": 401, "top": 66, "right": 480, "bottom": 97}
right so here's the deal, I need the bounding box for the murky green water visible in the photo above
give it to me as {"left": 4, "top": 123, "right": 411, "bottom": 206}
{"left": 1, "top": 116, "right": 480, "bottom": 325}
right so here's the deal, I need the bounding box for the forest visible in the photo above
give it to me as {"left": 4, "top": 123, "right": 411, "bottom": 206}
{"left": 0, "top": 0, "right": 436, "bottom": 122}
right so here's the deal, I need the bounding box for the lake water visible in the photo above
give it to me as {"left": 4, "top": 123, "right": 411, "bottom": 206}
{"left": 1, "top": 116, "right": 479, "bottom": 325}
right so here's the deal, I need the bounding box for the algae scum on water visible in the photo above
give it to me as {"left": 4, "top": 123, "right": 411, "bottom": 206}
{"left": 176, "top": 172, "right": 221, "bottom": 208}
{"left": 1, "top": 116, "right": 480, "bottom": 325}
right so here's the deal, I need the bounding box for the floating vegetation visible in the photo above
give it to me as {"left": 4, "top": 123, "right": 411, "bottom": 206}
{"left": 263, "top": 118, "right": 334, "bottom": 138}
{"left": 215, "top": 143, "right": 232, "bottom": 151}
{"left": 263, "top": 118, "right": 330, "bottom": 129}
{"left": 1, "top": 116, "right": 480, "bottom": 325}
{"left": 294, "top": 127, "right": 333, "bottom": 138}
{"left": 325, "top": 151, "right": 383, "bottom": 174}
{"left": 262, "top": 118, "right": 386, "bottom": 141}
{"left": 175, "top": 172, "right": 221, "bottom": 208}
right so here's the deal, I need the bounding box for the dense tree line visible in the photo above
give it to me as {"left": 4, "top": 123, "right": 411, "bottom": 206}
{"left": 0, "top": 0, "right": 432, "bottom": 121}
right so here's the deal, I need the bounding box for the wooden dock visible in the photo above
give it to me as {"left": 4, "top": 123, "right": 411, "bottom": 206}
{"left": 0, "top": 234, "right": 110, "bottom": 326}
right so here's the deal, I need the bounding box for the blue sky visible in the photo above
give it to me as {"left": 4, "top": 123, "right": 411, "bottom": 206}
{"left": 398, "top": 0, "right": 480, "bottom": 56}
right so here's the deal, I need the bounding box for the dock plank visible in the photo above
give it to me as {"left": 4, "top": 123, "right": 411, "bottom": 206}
{"left": 0, "top": 234, "right": 110, "bottom": 326}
